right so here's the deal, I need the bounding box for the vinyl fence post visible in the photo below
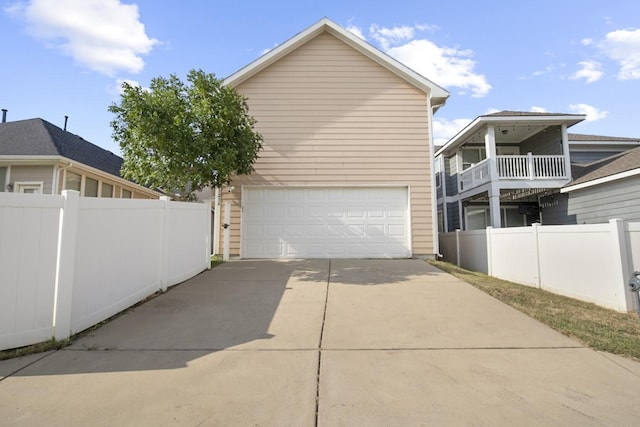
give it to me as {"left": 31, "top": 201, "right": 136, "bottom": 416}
{"left": 223, "top": 201, "right": 231, "bottom": 262}
{"left": 455, "top": 229, "right": 461, "bottom": 267}
{"left": 204, "top": 199, "right": 212, "bottom": 270}
{"left": 160, "top": 196, "right": 171, "bottom": 292}
{"left": 53, "top": 190, "right": 79, "bottom": 340}
{"left": 486, "top": 226, "right": 493, "bottom": 276}
{"left": 609, "top": 218, "right": 634, "bottom": 311}
{"left": 532, "top": 223, "right": 542, "bottom": 288}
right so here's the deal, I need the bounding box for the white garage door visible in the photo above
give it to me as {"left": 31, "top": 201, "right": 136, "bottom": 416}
{"left": 241, "top": 186, "right": 410, "bottom": 259}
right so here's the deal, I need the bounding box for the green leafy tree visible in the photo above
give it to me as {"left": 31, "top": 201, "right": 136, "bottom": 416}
{"left": 109, "top": 69, "right": 262, "bottom": 200}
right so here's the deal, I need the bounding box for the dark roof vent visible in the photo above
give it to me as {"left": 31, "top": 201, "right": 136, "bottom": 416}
{"left": 1, "top": 109, "right": 6, "bottom": 123}
{"left": 64, "top": 115, "right": 69, "bottom": 131}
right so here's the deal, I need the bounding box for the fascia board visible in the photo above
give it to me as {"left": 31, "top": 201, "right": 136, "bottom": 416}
{"left": 561, "top": 168, "right": 640, "bottom": 193}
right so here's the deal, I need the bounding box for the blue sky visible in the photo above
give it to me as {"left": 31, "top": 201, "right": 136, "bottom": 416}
{"left": 2, "top": 0, "right": 640, "bottom": 154}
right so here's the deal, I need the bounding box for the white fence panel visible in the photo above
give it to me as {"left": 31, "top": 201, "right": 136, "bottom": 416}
{"left": 70, "top": 198, "right": 165, "bottom": 334}
{"left": 0, "top": 193, "right": 61, "bottom": 349}
{"left": 1, "top": 192, "right": 211, "bottom": 350}
{"left": 489, "top": 226, "right": 539, "bottom": 287}
{"left": 458, "top": 230, "right": 488, "bottom": 273}
{"left": 537, "top": 223, "right": 627, "bottom": 310}
{"left": 438, "top": 220, "right": 637, "bottom": 312}
{"left": 165, "top": 201, "right": 210, "bottom": 287}
{"left": 438, "top": 232, "right": 458, "bottom": 264}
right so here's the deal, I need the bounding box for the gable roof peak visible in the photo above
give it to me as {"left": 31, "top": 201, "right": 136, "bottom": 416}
{"left": 224, "top": 17, "right": 449, "bottom": 111}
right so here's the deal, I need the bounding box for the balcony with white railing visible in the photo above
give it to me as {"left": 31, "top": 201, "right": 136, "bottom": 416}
{"left": 497, "top": 154, "right": 567, "bottom": 179}
{"left": 460, "top": 158, "right": 490, "bottom": 191}
{"left": 460, "top": 153, "right": 569, "bottom": 192}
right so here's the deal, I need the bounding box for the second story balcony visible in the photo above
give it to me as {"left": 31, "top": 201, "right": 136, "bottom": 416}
{"left": 460, "top": 153, "right": 568, "bottom": 192}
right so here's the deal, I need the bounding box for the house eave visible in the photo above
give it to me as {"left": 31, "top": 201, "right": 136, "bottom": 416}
{"left": 435, "top": 114, "right": 586, "bottom": 157}
{"left": 0, "top": 155, "right": 161, "bottom": 197}
{"left": 224, "top": 17, "right": 450, "bottom": 106}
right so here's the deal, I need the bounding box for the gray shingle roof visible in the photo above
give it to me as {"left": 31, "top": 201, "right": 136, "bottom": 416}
{"left": 0, "top": 118, "right": 123, "bottom": 177}
{"left": 568, "top": 145, "right": 640, "bottom": 187}
{"left": 568, "top": 133, "right": 640, "bottom": 143}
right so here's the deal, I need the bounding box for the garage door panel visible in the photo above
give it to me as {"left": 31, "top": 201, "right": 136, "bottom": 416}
{"left": 242, "top": 187, "right": 410, "bottom": 259}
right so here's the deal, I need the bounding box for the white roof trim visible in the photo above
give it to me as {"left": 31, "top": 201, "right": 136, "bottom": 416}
{"left": 561, "top": 167, "right": 640, "bottom": 193}
{"left": 224, "top": 17, "right": 449, "bottom": 109}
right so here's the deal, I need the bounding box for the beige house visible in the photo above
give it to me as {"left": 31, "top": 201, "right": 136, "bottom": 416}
{"left": 218, "top": 18, "right": 449, "bottom": 258}
{"left": 0, "top": 117, "right": 161, "bottom": 199}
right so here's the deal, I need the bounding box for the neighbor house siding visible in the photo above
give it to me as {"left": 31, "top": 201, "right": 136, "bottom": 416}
{"left": 445, "top": 155, "right": 458, "bottom": 196}
{"left": 567, "top": 175, "right": 640, "bottom": 224}
{"left": 8, "top": 165, "right": 54, "bottom": 194}
{"left": 521, "top": 125, "right": 562, "bottom": 155}
{"left": 446, "top": 201, "right": 460, "bottom": 231}
{"left": 224, "top": 32, "right": 435, "bottom": 256}
{"left": 540, "top": 193, "right": 575, "bottom": 225}
{"left": 569, "top": 151, "right": 623, "bottom": 165}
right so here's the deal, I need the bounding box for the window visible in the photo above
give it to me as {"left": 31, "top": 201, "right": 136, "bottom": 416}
{"left": 85, "top": 177, "right": 98, "bottom": 197}
{"left": 122, "top": 189, "right": 132, "bottom": 198}
{"left": 434, "top": 157, "right": 442, "bottom": 188}
{"left": 15, "top": 181, "right": 44, "bottom": 194}
{"left": 101, "top": 182, "right": 113, "bottom": 198}
{"left": 0, "top": 167, "right": 6, "bottom": 191}
{"left": 462, "top": 148, "right": 486, "bottom": 170}
{"left": 65, "top": 172, "right": 81, "bottom": 191}
{"left": 437, "top": 210, "right": 444, "bottom": 232}
{"left": 465, "top": 205, "right": 527, "bottom": 230}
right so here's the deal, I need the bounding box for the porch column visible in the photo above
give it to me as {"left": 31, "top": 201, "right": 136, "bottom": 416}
{"left": 484, "top": 125, "right": 498, "bottom": 180}
{"left": 489, "top": 184, "right": 502, "bottom": 228}
{"left": 560, "top": 124, "right": 572, "bottom": 180}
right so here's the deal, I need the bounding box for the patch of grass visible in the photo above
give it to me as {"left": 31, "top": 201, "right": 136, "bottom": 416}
{"left": 0, "top": 338, "right": 71, "bottom": 361}
{"left": 211, "top": 254, "right": 223, "bottom": 269}
{"left": 429, "top": 260, "right": 640, "bottom": 361}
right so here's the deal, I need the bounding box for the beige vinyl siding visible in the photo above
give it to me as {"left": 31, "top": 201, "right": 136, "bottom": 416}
{"left": 224, "top": 32, "right": 435, "bottom": 256}
{"left": 9, "top": 165, "right": 55, "bottom": 194}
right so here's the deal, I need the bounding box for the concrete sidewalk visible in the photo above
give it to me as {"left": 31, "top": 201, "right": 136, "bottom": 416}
{"left": 1, "top": 259, "right": 639, "bottom": 426}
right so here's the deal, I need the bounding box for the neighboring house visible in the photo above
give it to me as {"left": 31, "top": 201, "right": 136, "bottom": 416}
{"left": 0, "top": 116, "right": 161, "bottom": 199}
{"left": 218, "top": 18, "right": 449, "bottom": 259}
{"left": 434, "top": 110, "right": 640, "bottom": 231}
{"left": 560, "top": 146, "right": 640, "bottom": 224}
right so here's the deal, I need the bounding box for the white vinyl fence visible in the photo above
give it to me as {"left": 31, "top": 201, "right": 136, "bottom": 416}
{"left": 1, "top": 191, "right": 211, "bottom": 350}
{"left": 439, "top": 220, "right": 640, "bottom": 312}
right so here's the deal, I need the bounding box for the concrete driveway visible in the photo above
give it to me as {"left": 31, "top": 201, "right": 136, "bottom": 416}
{"left": 1, "top": 259, "right": 639, "bottom": 426}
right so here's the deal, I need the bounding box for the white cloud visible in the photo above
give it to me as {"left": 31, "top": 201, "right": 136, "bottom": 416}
{"left": 570, "top": 60, "right": 603, "bottom": 83}
{"left": 433, "top": 117, "right": 473, "bottom": 146}
{"left": 581, "top": 38, "right": 593, "bottom": 46}
{"left": 346, "top": 25, "right": 365, "bottom": 40}
{"left": 530, "top": 106, "right": 548, "bottom": 113}
{"left": 8, "top": 0, "right": 158, "bottom": 76}
{"left": 568, "top": 103, "right": 608, "bottom": 121}
{"left": 599, "top": 27, "right": 640, "bottom": 80}
{"left": 386, "top": 39, "right": 491, "bottom": 97}
{"left": 369, "top": 24, "right": 414, "bottom": 50}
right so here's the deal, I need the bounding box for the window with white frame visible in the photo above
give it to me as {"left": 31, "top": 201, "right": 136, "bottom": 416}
{"left": 65, "top": 171, "right": 81, "bottom": 191}
{"left": 15, "top": 181, "right": 44, "bottom": 194}
{"left": 434, "top": 157, "right": 442, "bottom": 188}
{"left": 0, "top": 167, "right": 6, "bottom": 191}
{"left": 462, "top": 148, "right": 486, "bottom": 170}
{"left": 101, "top": 182, "right": 113, "bottom": 198}
{"left": 85, "top": 177, "right": 98, "bottom": 197}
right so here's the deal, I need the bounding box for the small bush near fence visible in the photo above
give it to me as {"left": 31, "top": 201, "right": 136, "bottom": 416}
{"left": 431, "top": 260, "right": 640, "bottom": 361}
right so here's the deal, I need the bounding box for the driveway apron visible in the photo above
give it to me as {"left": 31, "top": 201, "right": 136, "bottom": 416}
{"left": 1, "top": 259, "right": 639, "bottom": 426}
